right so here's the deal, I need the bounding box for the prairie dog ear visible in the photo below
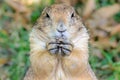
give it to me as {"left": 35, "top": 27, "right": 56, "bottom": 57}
{"left": 41, "top": 7, "right": 51, "bottom": 14}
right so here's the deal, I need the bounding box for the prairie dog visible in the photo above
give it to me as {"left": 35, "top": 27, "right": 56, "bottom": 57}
{"left": 24, "top": 4, "right": 98, "bottom": 80}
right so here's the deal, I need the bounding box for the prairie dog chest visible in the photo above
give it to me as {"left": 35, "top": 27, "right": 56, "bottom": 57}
{"left": 51, "top": 57, "right": 69, "bottom": 80}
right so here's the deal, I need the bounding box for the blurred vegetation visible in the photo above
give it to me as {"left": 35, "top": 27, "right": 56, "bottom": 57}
{"left": 0, "top": 0, "right": 120, "bottom": 80}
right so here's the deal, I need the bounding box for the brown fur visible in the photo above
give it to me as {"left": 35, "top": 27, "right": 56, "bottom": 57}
{"left": 24, "top": 4, "right": 98, "bottom": 80}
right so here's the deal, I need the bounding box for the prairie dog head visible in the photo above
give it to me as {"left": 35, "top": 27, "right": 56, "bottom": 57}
{"left": 30, "top": 4, "right": 89, "bottom": 56}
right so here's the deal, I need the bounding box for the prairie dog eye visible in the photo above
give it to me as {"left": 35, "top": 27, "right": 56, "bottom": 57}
{"left": 45, "top": 13, "right": 50, "bottom": 19}
{"left": 71, "top": 12, "right": 75, "bottom": 18}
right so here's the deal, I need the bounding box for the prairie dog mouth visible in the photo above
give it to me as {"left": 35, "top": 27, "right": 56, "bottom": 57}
{"left": 47, "top": 37, "right": 73, "bottom": 56}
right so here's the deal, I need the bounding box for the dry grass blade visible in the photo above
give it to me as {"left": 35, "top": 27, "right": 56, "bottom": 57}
{"left": 111, "top": 24, "right": 120, "bottom": 35}
{"left": 55, "top": 0, "right": 71, "bottom": 5}
{"left": 55, "top": 0, "right": 79, "bottom": 6}
{"left": 83, "top": 0, "right": 96, "bottom": 20}
{"left": 91, "top": 38, "right": 117, "bottom": 48}
{"left": 5, "top": 0, "right": 31, "bottom": 29}
{"left": 0, "top": 58, "right": 9, "bottom": 65}
{"left": 5, "top": 0, "right": 29, "bottom": 13}
{"left": 94, "top": 4, "right": 120, "bottom": 19}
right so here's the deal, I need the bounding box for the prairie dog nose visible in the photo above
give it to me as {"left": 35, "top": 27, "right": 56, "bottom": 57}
{"left": 57, "top": 29, "right": 66, "bottom": 33}
{"left": 57, "top": 21, "right": 67, "bottom": 33}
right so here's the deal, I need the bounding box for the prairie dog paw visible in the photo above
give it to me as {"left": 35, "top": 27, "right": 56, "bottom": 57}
{"left": 47, "top": 37, "right": 73, "bottom": 56}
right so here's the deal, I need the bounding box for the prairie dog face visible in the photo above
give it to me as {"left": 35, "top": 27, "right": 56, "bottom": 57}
{"left": 30, "top": 4, "right": 89, "bottom": 56}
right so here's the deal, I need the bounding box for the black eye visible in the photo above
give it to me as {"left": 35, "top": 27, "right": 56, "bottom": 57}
{"left": 71, "top": 12, "right": 75, "bottom": 18}
{"left": 46, "top": 13, "right": 50, "bottom": 18}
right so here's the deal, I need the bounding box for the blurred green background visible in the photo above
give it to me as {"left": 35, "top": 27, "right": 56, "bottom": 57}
{"left": 0, "top": 0, "right": 120, "bottom": 80}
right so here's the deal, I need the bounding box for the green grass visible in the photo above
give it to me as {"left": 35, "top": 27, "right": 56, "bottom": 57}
{"left": 96, "top": 0, "right": 117, "bottom": 8}
{"left": 89, "top": 33, "right": 120, "bottom": 80}
{"left": 114, "top": 12, "right": 120, "bottom": 23}
{"left": 0, "top": 28, "right": 30, "bottom": 80}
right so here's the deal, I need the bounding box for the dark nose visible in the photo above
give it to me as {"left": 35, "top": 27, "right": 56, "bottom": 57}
{"left": 57, "top": 29, "right": 66, "bottom": 33}
{"left": 57, "top": 22, "right": 66, "bottom": 33}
